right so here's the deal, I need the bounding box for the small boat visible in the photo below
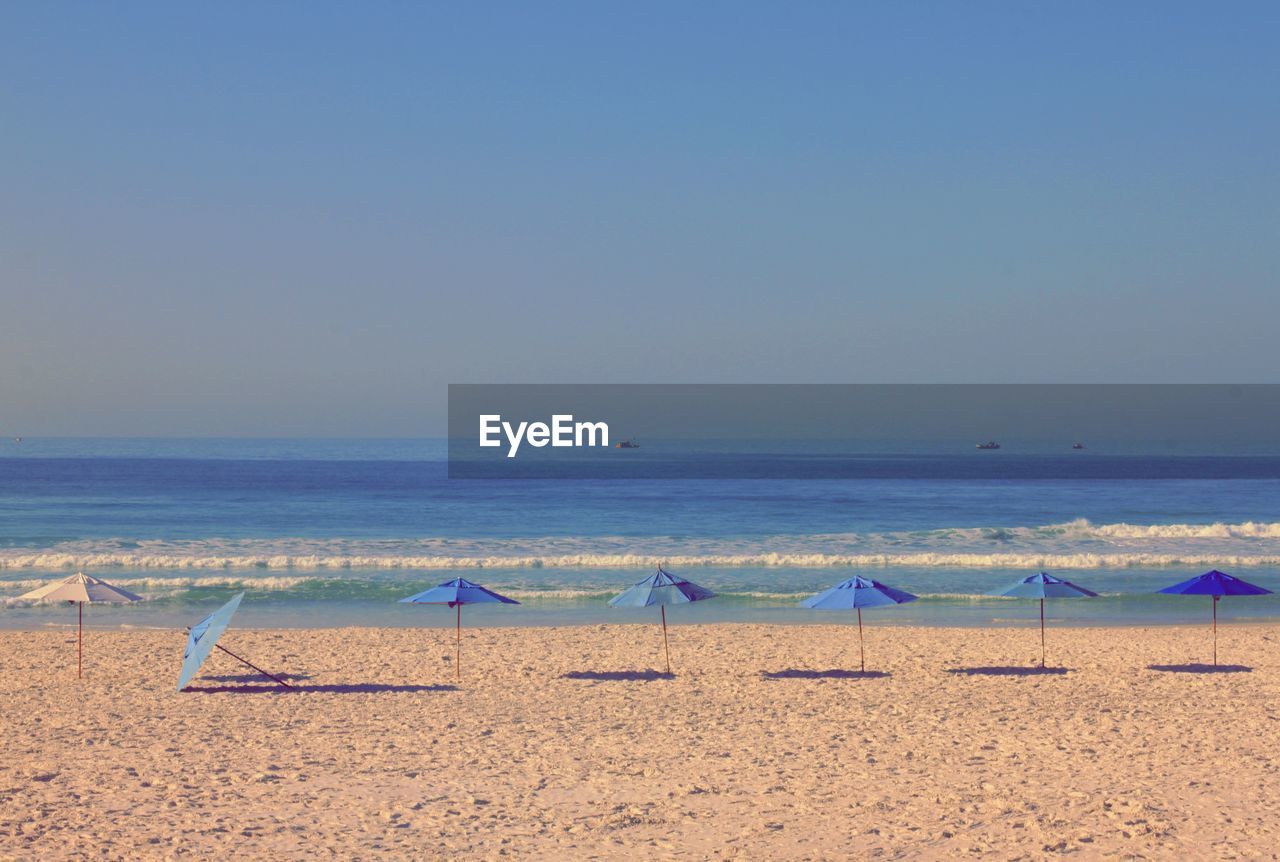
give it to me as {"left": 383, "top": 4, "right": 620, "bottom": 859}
{"left": 975, "top": 441, "right": 1000, "bottom": 450}
{"left": 13, "top": 437, "right": 19, "bottom": 444}
{"left": 615, "top": 439, "right": 640, "bottom": 449}
{"left": 1072, "top": 442, "right": 1085, "bottom": 450}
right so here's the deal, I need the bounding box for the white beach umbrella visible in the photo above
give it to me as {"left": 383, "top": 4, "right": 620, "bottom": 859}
{"left": 20, "top": 572, "right": 142, "bottom": 678}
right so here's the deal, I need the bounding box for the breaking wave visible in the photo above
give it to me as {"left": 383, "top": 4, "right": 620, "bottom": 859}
{"left": 1, "top": 519, "right": 1279, "bottom": 572}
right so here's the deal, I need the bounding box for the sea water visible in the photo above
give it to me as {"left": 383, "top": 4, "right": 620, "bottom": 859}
{"left": 2, "top": 438, "right": 1279, "bottom": 629}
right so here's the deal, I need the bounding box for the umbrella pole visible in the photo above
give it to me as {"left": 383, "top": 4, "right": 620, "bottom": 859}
{"left": 1212, "top": 595, "right": 1218, "bottom": 667}
{"left": 213, "top": 643, "right": 292, "bottom": 688}
{"left": 857, "top": 607, "right": 865, "bottom": 673}
{"left": 661, "top": 605, "right": 671, "bottom": 675}
{"left": 78, "top": 602, "right": 83, "bottom": 680}
{"left": 456, "top": 604, "right": 462, "bottom": 682}
{"left": 1040, "top": 598, "right": 1045, "bottom": 669}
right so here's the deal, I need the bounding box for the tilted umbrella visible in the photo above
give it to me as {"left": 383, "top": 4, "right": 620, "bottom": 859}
{"left": 609, "top": 566, "right": 716, "bottom": 675}
{"left": 1157, "top": 570, "right": 1272, "bottom": 666}
{"left": 400, "top": 577, "right": 519, "bottom": 680}
{"left": 800, "top": 576, "right": 918, "bottom": 672}
{"left": 990, "top": 572, "right": 1097, "bottom": 668}
{"left": 19, "top": 572, "right": 142, "bottom": 679}
{"left": 177, "top": 592, "right": 291, "bottom": 691}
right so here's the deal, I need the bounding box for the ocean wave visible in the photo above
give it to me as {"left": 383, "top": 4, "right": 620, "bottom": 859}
{"left": 1, "top": 518, "right": 1278, "bottom": 572}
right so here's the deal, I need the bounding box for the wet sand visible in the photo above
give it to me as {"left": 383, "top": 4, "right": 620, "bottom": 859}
{"left": 2, "top": 622, "right": 1279, "bottom": 859}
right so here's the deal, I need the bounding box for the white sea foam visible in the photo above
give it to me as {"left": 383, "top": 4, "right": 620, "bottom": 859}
{"left": 1, "top": 519, "right": 1278, "bottom": 572}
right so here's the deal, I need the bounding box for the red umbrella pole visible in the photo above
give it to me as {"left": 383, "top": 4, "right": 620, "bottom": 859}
{"left": 857, "top": 607, "right": 865, "bottom": 673}
{"left": 661, "top": 605, "right": 671, "bottom": 675}
{"left": 456, "top": 604, "right": 462, "bottom": 682}
{"left": 1212, "top": 595, "right": 1218, "bottom": 667}
{"left": 1040, "top": 598, "right": 1046, "bottom": 669}
{"left": 78, "top": 602, "right": 83, "bottom": 680}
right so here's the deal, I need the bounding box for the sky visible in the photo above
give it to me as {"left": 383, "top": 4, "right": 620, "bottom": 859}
{"left": 2, "top": 2, "right": 1278, "bottom": 435}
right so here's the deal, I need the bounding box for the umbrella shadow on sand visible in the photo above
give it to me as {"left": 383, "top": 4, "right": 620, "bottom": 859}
{"left": 561, "top": 670, "right": 674, "bottom": 682}
{"left": 1147, "top": 663, "right": 1252, "bottom": 674}
{"left": 181, "top": 682, "right": 459, "bottom": 694}
{"left": 946, "top": 666, "right": 1070, "bottom": 677}
{"left": 199, "top": 672, "right": 313, "bottom": 683}
{"left": 761, "top": 669, "right": 891, "bottom": 680}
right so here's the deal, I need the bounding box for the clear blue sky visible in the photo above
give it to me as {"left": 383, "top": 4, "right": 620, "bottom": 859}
{"left": 2, "top": 2, "right": 1278, "bottom": 435}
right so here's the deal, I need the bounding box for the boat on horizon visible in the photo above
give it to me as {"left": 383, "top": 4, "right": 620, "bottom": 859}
{"left": 615, "top": 439, "right": 640, "bottom": 449}
{"left": 1072, "top": 442, "right": 1085, "bottom": 450}
{"left": 975, "top": 441, "right": 1000, "bottom": 450}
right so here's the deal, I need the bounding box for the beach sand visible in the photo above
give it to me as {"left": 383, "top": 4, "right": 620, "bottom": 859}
{"left": 2, "top": 622, "right": 1279, "bottom": 860}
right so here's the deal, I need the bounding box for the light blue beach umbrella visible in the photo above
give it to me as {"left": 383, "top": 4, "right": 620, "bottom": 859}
{"left": 609, "top": 566, "right": 716, "bottom": 674}
{"left": 400, "top": 577, "right": 519, "bottom": 680}
{"left": 990, "top": 572, "right": 1097, "bottom": 668}
{"left": 1157, "top": 570, "right": 1272, "bottom": 666}
{"left": 177, "top": 592, "right": 291, "bottom": 690}
{"left": 800, "top": 576, "right": 918, "bottom": 672}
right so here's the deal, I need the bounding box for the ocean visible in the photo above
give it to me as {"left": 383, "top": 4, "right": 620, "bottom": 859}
{"left": 2, "top": 437, "right": 1279, "bottom": 630}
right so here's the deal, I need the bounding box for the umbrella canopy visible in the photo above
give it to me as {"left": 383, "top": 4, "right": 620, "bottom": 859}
{"left": 609, "top": 567, "right": 716, "bottom": 674}
{"left": 20, "top": 572, "right": 142, "bottom": 679}
{"left": 1157, "top": 570, "right": 1272, "bottom": 665}
{"left": 399, "top": 577, "right": 520, "bottom": 607}
{"left": 990, "top": 572, "right": 1097, "bottom": 668}
{"left": 399, "top": 578, "right": 519, "bottom": 681}
{"left": 1158, "top": 570, "right": 1272, "bottom": 597}
{"left": 178, "top": 592, "right": 244, "bottom": 691}
{"left": 176, "top": 592, "right": 290, "bottom": 691}
{"left": 21, "top": 571, "right": 143, "bottom": 604}
{"left": 801, "top": 576, "right": 919, "bottom": 610}
{"left": 992, "top": 572, "right": 1099, "bottom": 600}
{"left": 608, "top": 566, "right": 716, "bottom": 608}
{"left": 800, "top": 576, "right": 917, "bottom": 672}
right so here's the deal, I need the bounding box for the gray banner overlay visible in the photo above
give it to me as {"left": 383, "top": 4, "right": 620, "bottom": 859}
{"left": 448, "top": 384, "right": 1280, "bottom": 479}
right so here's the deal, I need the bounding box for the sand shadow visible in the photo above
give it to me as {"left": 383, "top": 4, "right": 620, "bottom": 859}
{"left": 761, "top": 669, "right": 891, "bottom": 680}
{"left": 561, "top": 670, "right": 674, "bottom": 682}
{"left": 182, "top": 683, "right": 459, "bottom": 694}
{"left": 200, "top": 672, "right": 313, "bottom": 683}
{"left": 946, "top": 666, "right": 1069, "bottom": 677}
{"left": 1147, "top": 663, "right": 1252, "bottom": 674}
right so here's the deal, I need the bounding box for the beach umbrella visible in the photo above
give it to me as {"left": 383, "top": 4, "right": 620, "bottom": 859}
{"left": 1157, "top": 570, "right": 1272, "bottom": 666}
{"left": 800, "top": 576, "right": 918, "bottom": 672}
{"left": 177, "top": 592, "right": 291, "bottom": 691}
{"left": 608, "top": 566, "right": 716, "bottom": 675}
{"left": 990, "top": 572, "right": 1097, "bottom": 668}
{"left": 19, "top": 572, "right": 142, "bottom": 679}
{"left": 400, "top": 577, "right": 519, "bottom": 680}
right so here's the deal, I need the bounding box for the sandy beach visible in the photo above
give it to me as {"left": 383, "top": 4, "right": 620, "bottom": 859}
{"left": 2, "top": 621, "right": 1279, "bottom": 860}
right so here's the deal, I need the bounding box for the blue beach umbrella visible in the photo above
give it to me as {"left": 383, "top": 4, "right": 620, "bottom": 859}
{"left": 988, "top": 571, "right": 1100, "bottom": 666}
{"left": 177, "top": 592, "right": 291, "bottom": 691}
{"left": 400, "top": 577, "right": 519, "bottom": 680}
{"left": 800, "top": 576, "right": 918, "bottom": 672}
{"left": 990, "top": 572, "right": 1097, "bottom": 668}
{"left": 609, "top": 566, "right": 716, "bottom": 674}
{"left": 1157, "top": 570, "right": 1272, "bottom": 666}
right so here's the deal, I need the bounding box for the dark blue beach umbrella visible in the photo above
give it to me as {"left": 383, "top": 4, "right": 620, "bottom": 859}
{"left": 800, "top": 576, "right": 919, "bottom": 672}
{"left": 1157, "top": 570, "right": 1272, "bottom": 666}
{"left": 990, "top": 572, "right": 1097, "bottom": 668}
{"left": 609, "top": 567, "right": 716, "bottom": 674}
{"left": 400, "top": 578, "right": 519, "bottom": 680}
